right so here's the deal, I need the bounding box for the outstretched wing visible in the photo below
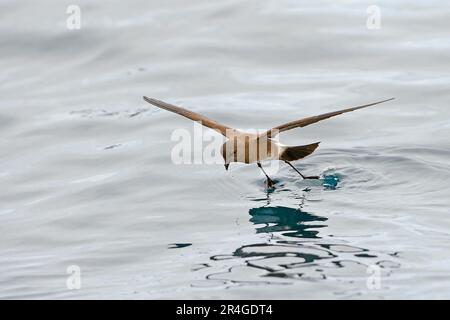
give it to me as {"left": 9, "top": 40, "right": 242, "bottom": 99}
{"left": 143, "top": 96, "right": 234, "bottom": 136}
{"left": 264, "top": 98, "right": 395, "bottom": 138}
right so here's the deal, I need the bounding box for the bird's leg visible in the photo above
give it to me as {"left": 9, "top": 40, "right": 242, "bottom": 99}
{"left": 284, "top": 161, "right": 320, "bottom": 179}
{"left": 257, "top": 162, "right": 275, "bottom": 187}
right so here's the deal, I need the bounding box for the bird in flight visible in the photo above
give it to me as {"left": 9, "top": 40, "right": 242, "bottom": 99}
{"left": 143, "top": 96, "right": 394, "bottom": 187}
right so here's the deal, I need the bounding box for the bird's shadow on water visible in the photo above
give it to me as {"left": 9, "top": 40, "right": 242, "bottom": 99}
{"left": 195, "top": 193, "right": 400, "bottom": 295}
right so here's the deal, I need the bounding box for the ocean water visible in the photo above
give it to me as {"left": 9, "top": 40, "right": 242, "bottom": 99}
{"left": 1, "top": 0, "right": 450, "bottom": 299}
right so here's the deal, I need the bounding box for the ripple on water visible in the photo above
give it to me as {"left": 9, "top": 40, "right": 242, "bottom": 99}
{"left": 201, "top": 189, "right": 400, "bottom": 292}
{"left": 195, "top": 144, "right": 450, "bottom": 293}
{"left": 168, "top": 243, "right": 192, "bottom": 249}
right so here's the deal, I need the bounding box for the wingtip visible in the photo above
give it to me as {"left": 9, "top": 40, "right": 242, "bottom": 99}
{"left": 143, "top": 96, "right": 157, "bottom": 104}
{"left": 372, "top": 97, "right": 395, "bottom": 106}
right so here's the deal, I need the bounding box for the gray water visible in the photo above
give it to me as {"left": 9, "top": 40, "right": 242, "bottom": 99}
{"left": 1, "top": 0, "right": 450, "bottom": 299}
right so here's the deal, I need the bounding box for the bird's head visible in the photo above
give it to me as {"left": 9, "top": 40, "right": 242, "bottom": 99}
{"left": 221, "top": 141, "right": 236, "bottom": 171}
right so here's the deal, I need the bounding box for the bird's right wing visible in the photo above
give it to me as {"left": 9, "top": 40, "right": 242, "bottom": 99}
{"left": 143, "top": 96, "right": 234, "bottom": 137}
{"left": 264, "top": 98, "right": 395, "bottom": 138}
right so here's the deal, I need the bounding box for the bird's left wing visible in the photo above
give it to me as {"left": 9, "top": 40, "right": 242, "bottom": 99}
{"left": 143, "top": 96, "right": 234, "bottom": 137}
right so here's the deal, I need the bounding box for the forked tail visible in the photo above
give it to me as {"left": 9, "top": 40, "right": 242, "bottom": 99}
{"left": 280, "top": 142, "right": 320, "bottom": 162}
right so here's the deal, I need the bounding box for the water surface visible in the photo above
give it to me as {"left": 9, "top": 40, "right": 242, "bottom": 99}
{"left": 1, "top": 0, "right": 450, "bottom": 299}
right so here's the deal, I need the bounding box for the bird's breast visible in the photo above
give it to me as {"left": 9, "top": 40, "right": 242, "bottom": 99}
{"left": 233, "top": 138, "right": 281, "bottom": 163}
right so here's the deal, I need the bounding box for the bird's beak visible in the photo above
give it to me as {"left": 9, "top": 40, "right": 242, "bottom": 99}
{"left": 224, "top": 164, "right": 229, "bottom": 171}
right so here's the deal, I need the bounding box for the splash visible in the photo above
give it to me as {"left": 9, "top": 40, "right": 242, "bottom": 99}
{"left": 322, "top": 172, "right": 341, "bottom": 190}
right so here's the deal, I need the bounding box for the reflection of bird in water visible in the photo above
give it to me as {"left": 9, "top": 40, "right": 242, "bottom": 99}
{"left": 249, "top": 206, "right": 327, "bottom": 239}
{"left": 143, "top": 96, "right": 394, "bottom": 187}
{"left": 205, "top": 205, "right": 400, "bottom": 287}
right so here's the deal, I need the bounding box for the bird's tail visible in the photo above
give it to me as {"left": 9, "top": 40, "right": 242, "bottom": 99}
{"left": 280, "top": 142, "right": 320, "bottom": 161}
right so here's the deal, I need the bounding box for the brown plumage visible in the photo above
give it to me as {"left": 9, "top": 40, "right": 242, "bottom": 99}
{"left": 143, "top": 96, "right": 395, "bottom": 186}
